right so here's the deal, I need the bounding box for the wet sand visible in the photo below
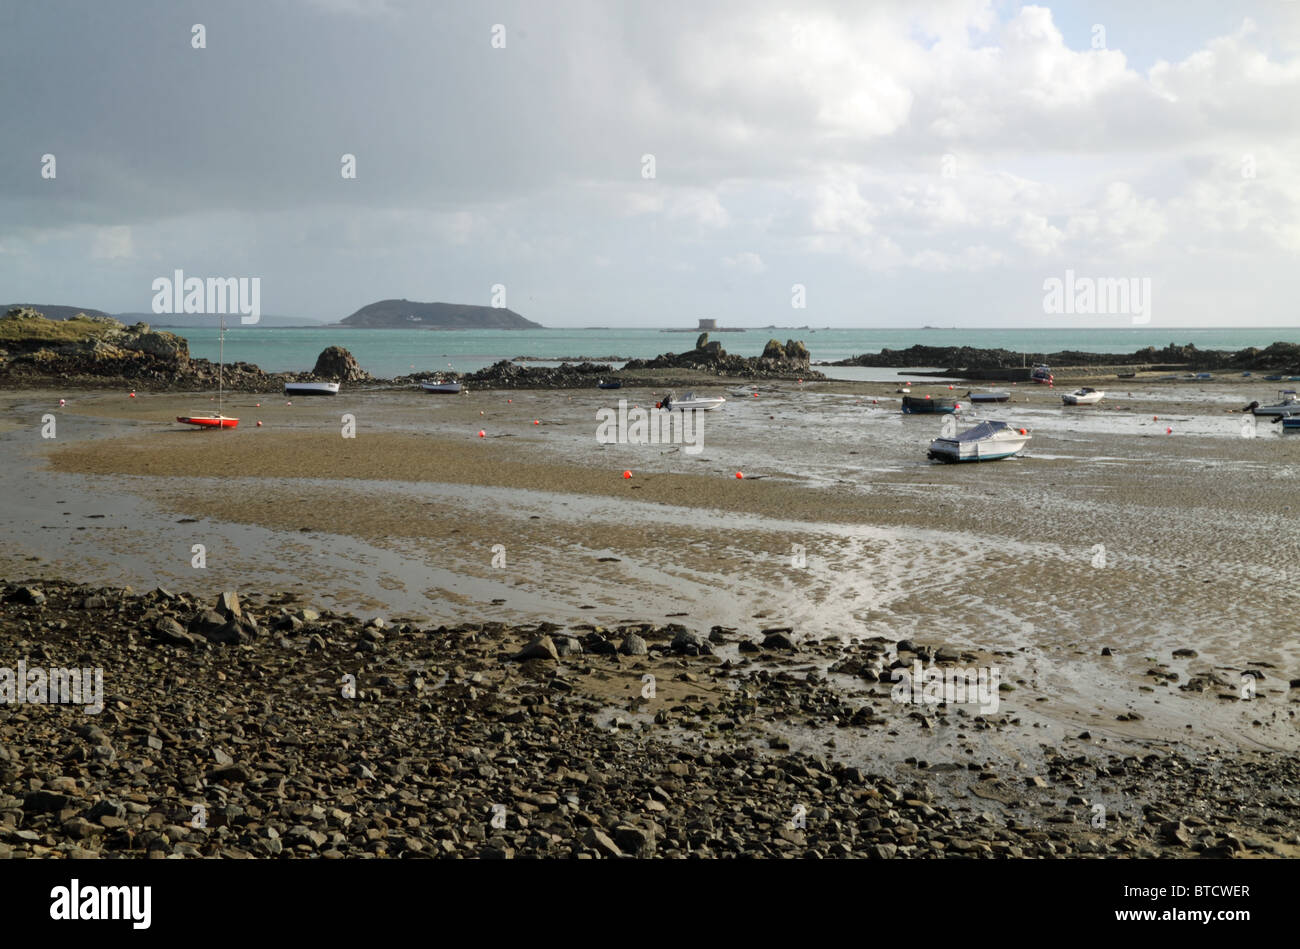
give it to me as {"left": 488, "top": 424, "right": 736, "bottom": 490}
{"left": 2, "top": 380, "right": 1298, "bottom": 768}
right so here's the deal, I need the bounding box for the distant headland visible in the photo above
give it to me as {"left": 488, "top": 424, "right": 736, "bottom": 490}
{"left": 336, "top": 299, "right": 542, "bottom": 330}
{"left": 4, "top": 299, "right": 543, "bottom": 330}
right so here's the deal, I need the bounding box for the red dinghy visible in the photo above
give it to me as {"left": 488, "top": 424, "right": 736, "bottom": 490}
{"left": 177, "top": 415, "right": 239, "bottom": 429}
{"left": 178, "top": 317, "right": 239, "bottom": 430}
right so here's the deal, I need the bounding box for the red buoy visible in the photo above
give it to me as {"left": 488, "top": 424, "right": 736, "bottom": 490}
{"left": 478, "top": 429, "right": 486, "bottom": 437}
{"left": 622, "top": 470, "right": 632, "bottom": 479}
{"left": 735, "top": 471, "right": 744, "bottom": 479}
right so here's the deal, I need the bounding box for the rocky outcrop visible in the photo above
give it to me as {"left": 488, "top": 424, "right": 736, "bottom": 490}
{"left": 622, "top": 333, "right": 820, "bottom": 380}
{"left": 830, "top": 341, "right": 1300, "bottom": 373}
{"left": 310, "top": 346, "right": 370, "bottom": 382}
{"left": 0, "top": 308, "right": 197, "bottom": 387}
{"left": 458, "top": 360, "right": 613, "bottom": 389}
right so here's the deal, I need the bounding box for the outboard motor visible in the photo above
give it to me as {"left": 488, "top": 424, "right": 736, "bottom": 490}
{"left": 662, "top": 394, "right": 672, "bottom": 411}
{"left": 1243, "top": 401, "right": 1260, "bottom": 413}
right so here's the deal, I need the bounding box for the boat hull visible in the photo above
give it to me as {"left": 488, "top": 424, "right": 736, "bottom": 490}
{"left": 927, "top": 446, "right": 1025, "bottom": 463}
{"left": 927, "top": 436, "right": 1028, "bottom": 462}
{"left": 664, "top": 399, "right": 725, "bottom": 411}
{"left": 1282, "top": 418, "right": 1300, "bottom": 431}
{"left": 421, "top": 382, "right": 463, "bottom": 394}
{"left": 902, "top": 396, "right": 957, "bottom": 414}
{"left": 1251, "top": 401, "right": 1300, "bottom": 416}
{"left": 284, "top": 382, "right": 340, "bottom": 396}
{"left": 968, "top": 393, "right": 1009, "bottom": 403}
{"left": 177, "top": 416, "right": 239, "bottom": 429}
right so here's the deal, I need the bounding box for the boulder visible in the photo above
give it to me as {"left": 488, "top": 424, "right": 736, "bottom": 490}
{"left": 619, "top": 633, "right": 648, "bottom": 656}
{"left": 215, "top": 590, "right": 242, "bottom": 620}
{"left": 511, "top": 636, "right": 559, "bottom": 662}
{"left": 670, "top": 629, "right": 710, "bottom": 656}
{"left": 122, "top": 330, "right": 189, "bottom": 363}
{"left": 5, "top": 585, "right": 45, "bottom": 607}
{"left": 312, "top": 346, "right": 370, "bottom": 382}
{"left": 151, "top": 616, "right": 196, "bottom": 647}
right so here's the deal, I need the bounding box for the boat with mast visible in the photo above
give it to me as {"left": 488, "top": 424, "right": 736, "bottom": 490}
{"left": 177, "top": 315, "right": 239, "bottom": 429}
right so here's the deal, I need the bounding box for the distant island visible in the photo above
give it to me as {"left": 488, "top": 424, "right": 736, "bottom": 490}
{"left": 2, "top": 303, "right": 113, "bottom": 322}
{"left": 3, "top": 300, "right": 541, "bottom": 330}
{"left": 338, "top": 299, "right": 542, "bottom": 329}
{"left": 118, "top": 312, "right": 327, "bottom": 328}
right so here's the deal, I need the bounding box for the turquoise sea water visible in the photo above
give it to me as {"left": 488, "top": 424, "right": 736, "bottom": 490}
{"left": 177, "top": 326, "right": 1298, "bottom": 378}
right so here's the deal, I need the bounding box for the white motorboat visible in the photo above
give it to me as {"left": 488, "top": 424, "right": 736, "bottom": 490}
{"left": 1244, "top": 390, "right": 1300, "bottom": 417}
{"left": 421, "top": 381, "right": 463, "bottom": 394}
{"left": 284, "top": 381, "right": 340, "bottom": 396}
{"left": 1062, "top": 387, "right": 1105, "bottom": 405}
{"left": 966, "top": 389, "right": 1009, "bottom": 403}
{"left": 661, "top": 391, "right": 726, "bottom": 411}
{"left": 928, "top": 420, "right": 1030, "bottom": 463}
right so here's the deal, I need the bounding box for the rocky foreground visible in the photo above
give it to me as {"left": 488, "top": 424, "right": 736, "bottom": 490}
{"left": 2, "top": 579, "right": 1297, "bottom": 859}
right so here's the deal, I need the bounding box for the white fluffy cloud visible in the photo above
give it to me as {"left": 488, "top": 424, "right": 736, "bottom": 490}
{"left": 2, "top": 1, "right": 1298, "bottom": 324}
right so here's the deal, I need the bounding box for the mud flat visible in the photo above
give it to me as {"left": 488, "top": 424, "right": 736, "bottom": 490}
{"left": 1, "top": 380, "right": 1298, "bottom": 857}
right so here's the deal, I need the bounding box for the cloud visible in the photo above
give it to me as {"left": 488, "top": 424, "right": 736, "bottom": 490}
{"left": 723, "top": 252, "right": 766, "bottom": 274}
{"left": 90, "top": 226, "right": 134, "bottom": 260}
{"left": 1, "top": 1, "right": 1298, "bottom": 324}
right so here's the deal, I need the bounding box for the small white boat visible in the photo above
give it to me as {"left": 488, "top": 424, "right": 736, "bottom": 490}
{"left": 1062, "top": 387, "right": 1105, "bottom": 405}
{"left": 928, "top": 420, "right": 1030, "bottom": 463}
{"left": 284, "top": 381, "right": 340, "bottom": 396}
{"left": 966, "top": 390, "right": 1009, "bottom": 403}
{"left": 661, "top": 391, "right": 726, "bottom": 411}
{"left": 421, "top": 381, "right": 463, "bottom": 394}
{"left": 1245, "top": 390, "right": 1300, "bottom": 417}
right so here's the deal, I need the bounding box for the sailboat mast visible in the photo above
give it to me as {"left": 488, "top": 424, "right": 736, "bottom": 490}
{"left": 218, "top": 315, "right": 225, "bottom": 422}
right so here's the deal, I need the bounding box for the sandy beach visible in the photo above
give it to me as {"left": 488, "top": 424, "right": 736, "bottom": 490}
{"left": 3, "top": 379, "right": 1296, "bottom": 714}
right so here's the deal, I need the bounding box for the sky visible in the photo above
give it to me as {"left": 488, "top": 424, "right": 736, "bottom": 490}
{"left": 1, "top": 0, "right": 1298, "bottom": 328}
